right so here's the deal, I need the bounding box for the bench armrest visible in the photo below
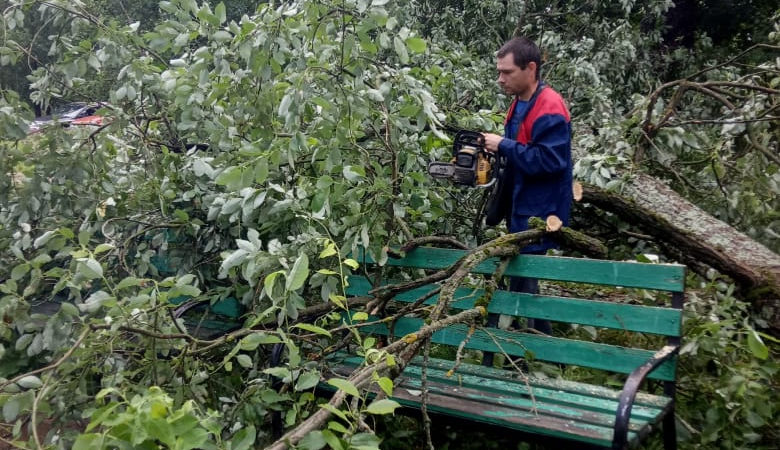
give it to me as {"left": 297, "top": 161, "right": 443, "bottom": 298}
{"left": 612, "top": 344, "right": 679, "bottom": 450}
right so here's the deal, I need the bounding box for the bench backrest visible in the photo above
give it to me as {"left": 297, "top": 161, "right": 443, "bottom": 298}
{"left": 348, "top": 247, "right": 685, "bottom": 382}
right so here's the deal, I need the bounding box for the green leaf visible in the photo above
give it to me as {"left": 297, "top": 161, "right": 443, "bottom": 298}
{"left": 405, "top": 37, "right": 426, "bottom": 53}
{"left": 116, "top": 277, "right": 141, "bottom": 290}
{"left": 298, "top": 431, "right": 327, "bottom": 450}
{"left": 30, "top": 253, "right": 51, "bottom": 268}
{"left": 635, "top": 254, "right": 652, "bottom": 263}
{"left": 79, "top": 258, "right": 104, "bottom": 280}
{"left": 263, "top": 367, "right": 291, "bottom": 379}
{"left": 377, "top": 377, "right": 393, "bottom": 396}
{"left": 349, "top": 432, "right": 382, "bottom": 448}
{"left": 393, "top": 36, "right": 408, "bottom": 64}
{"left": 95, "top": 387, "right": 119, "bottom": 401}
{"left": 352, "top": 312, "right": 368, "bottom": 321}
{"left": 216, "top": 166, "right": 243, "bottom": 190}
{"left": 215, "top": 2, "right": 227, "bottom": 24}
{"left": 286, "top": 253, "right": 309, "bottom": 291}
{"left": 33, "top": 230, "right": 57, "bottom": 248}
{"left": 94, "top": 243, "right": 115, "bottom": 254}
{"left": 72, "top": 433, "right": 105, "bottom": 450}
{"left": 239, "top": 333, "right": 281, "bottom": 351}
{"left": 329, "top": 293, "right": 346, "bottom": 309}
{"left": 229, "top": 425, "right": 256, "bottom": 450}
{"left": 343, "top": 258, "right": 359, "bottom": 269}
{"left": 295, "top": 371, "right": 321, "bottom": 391}
{"left": 235, "top": 354, "right": 253, "bottom": 368}
{"left": 342, "top": 165, "right": 365, "bottom": 181}
{"left": 78, "top": 230, "right": 91, "bottom": 246}
{"left": 264, "top": 270, "right": 285, "bottom": 298}
{"left": 292, "top": 323, "right": 332, "bottom": 338}
{"left": 10, "top": 263, "right": 30, "bottom": 281}
{"left": 254, "top": 159, "right": 269, "bottom": 184}
{"left": 747, "top": 329, "right": 769, "bottom": 360}
{"left": 60, "top": 302, "right": 79, "bottom": 316}
{"left": 328, "top": 421, "right": 348, "bottom": 433}
{"left": 213, "top": 30, "right": 232, "bottom": 42}
{"left": 319, "top": 242, "right": 337, "bottom": 258}
{"left": 86, "top": 402, "right": 121, "bottom": 431}
{"left": 178, "top": 427, "right": 209, "bottom": 450}
{"left": 327, "top": 378, "right": 359, "bottom": 397}
{"left": 364, "top": 399, "right": 400, "bottom": 415}
{"left": 16, "top": 375, "right": 42, "bottom": 389}
{"left": 170, "top": 285, "right": 201, "bottom": 298}
{"left": 319, "top": 403, "right": 350, "bottom": 424}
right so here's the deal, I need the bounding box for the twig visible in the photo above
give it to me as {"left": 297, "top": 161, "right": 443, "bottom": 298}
{"left": 746, "top": 123, "right": 780, "bottom": 166}
{"left": 480, "top": 328, "right": 538, "bottom": 416}
{"left": 421, "top": 338, "right": 435, "bottom": 450}
{"left": 31, "top": 380, "right": 51, "bottom": 450}
{"left": 0, "top": 328, "right": 89, "bottom": 392}
{"left": 266, "top": 307, "right": 486, "bottom": 450}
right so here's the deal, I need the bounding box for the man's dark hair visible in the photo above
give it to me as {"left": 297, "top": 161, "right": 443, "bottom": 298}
{"left": 497, "top": 37, "right": 541, "bottom": 80}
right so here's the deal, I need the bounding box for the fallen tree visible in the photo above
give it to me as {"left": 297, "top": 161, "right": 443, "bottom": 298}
{"left": 578, "top": 174, "right": 780, "bottom": 330}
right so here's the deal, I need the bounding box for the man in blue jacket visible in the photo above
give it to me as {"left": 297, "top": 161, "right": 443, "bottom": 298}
{"left": 482, "top": 37, "right": 573, "bottom": 335}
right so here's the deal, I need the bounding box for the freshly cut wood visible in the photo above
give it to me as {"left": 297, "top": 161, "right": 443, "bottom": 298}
{"left": 573, "top": 181, "right": 583, "bottom": 202}
{"left": 546, "top": 215, "right": 563, "bottom": 232}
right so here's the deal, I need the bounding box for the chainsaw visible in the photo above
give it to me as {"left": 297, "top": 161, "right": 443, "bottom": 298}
{"left": 427, "top": 130, "right": 498, "bottom": 188}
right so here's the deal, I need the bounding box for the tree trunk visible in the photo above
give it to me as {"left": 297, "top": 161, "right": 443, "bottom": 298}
{"left": 579, "top": 173, "right": 780, "bottom": 330}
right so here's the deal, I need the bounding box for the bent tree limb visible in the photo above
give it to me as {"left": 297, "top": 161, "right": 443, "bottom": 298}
{"left": 266, "top": 222, "right": 608, "bottom": 448}
{"left": 580, "top": 174, "right": 780, "bottom": 328}
{"left": 265, "top": 307, "right": 486, "bottom": 450}
{"left": 268, "top": 223, "right": 591, "bottom": 449}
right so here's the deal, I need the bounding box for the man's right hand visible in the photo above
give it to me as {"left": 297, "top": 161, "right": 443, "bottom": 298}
{"left": 481, "top": 133, "right": 503, "bottom": 153}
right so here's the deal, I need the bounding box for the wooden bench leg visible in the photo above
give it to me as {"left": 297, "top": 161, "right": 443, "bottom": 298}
{"left": 663, "top": 410, "right": 677, "bottom": 450}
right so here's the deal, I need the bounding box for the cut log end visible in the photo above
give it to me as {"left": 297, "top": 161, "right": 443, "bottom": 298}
{"left": 573, "top": 181, "right": 583, "bottom": 202}
{"left": 546, "top": 215, "right": 563, "bottom": 232}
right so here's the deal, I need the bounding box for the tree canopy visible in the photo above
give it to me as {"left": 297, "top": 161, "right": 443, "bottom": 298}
{"left": 0, "top": 0, "right": 778, "bottom": 448}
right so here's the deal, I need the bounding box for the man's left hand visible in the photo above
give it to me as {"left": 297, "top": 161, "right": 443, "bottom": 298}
{"left": 482, "top": 133, "right": 503, "bottom": 153}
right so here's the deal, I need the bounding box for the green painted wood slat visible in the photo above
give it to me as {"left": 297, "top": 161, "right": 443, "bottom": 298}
{"left": 347, "top": 276, "right": 682, "bottom": 336}
{"left": 416, "top": 356, "right": 671, "bottom": 410}
{"left": 349, "top": 315, "right": 677, "bottom": 381}
{"left": 356, "top": 247, "right": 686, "bottom": 292}
{"left": 330, "top": 354, "right": 668, "bottom": 426}
{"left": 321, "top": 366, "right": 646, "bottom": 448}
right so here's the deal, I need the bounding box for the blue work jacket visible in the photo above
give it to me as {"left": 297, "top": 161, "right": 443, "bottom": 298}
{"left": 497, "top": 84, "right": 573, "bottom": 252}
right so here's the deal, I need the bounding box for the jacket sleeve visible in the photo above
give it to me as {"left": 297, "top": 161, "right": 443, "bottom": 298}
{"left": 497, "top": 113, "right": 571, "bottom": 177}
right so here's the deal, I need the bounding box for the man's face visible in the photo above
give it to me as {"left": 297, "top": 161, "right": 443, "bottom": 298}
{"left": 496, "top": 54, "right": 537, "bottom": 100}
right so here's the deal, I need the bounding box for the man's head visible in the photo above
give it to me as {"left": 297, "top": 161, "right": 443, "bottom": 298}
{"left": 496, "top": 37, "right": 541, "bottom": 100}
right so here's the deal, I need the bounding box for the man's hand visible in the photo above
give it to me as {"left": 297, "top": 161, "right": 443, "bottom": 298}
{"left": 481, "top": 133, "right": 503, "bottom": 153}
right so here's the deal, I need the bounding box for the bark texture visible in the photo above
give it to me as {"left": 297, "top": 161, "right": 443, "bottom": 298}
{"left": 580, "top": 173, "right": 780, "bottom": 328}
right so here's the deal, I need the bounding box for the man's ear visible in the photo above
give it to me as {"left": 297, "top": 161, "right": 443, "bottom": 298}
{"left": 528, "top": 61, "right": 540, "bottom": 81}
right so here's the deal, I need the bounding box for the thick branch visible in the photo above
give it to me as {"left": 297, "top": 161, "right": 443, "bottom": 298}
{"left": 580, "top": 175, "right": 780, "bottom": 303}
{"left": 266, "top": 307, "right": 485, "bottom": 450}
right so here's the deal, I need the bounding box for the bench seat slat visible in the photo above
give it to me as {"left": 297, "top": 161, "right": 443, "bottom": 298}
{"left": 347, "top": 276, "right": 682, "bottom": 336}
{"left": 331, "top": 354, "right": 667, "bottom": 424}
{"left": 353, "top": 316, "right": 676, "bottom": 381}
{"left": 399, "top": 366, "right": 661, "bottom": 426}
{"left": 325, "top": 355, "right": 670, "bottom": 448}
{"left": 418, "top": 357, "right": 671, "bottom": 410}
{"left": 357, "top": 247, "right": 686, "bottom": 292}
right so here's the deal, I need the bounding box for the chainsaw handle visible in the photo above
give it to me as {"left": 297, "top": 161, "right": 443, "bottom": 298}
{"left": 477, "top": 178, "right": 497, "bottom": 189}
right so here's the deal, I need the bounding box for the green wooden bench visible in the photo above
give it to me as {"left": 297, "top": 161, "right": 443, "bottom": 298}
{"left": 147, "top": 231, "right": 244, "bottom": 337}
{"left": 326, "top": 247, "right": 685, "bottom": 449}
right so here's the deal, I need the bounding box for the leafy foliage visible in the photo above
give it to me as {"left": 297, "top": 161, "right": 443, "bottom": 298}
{"left": 0, "top": 0, "right": 778, "bottom": 449}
